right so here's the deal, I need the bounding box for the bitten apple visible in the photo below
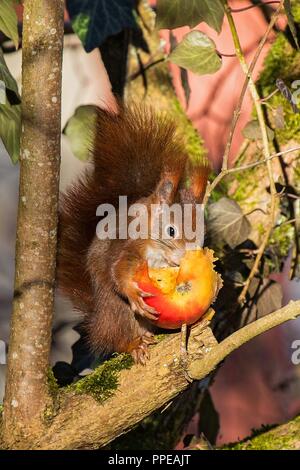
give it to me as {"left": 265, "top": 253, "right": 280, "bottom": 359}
{"left": 134, "top": 248, "right": 222, "bottom": 329}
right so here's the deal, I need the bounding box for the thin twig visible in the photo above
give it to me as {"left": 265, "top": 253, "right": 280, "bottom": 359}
{"left": 202, "top": 1, "right": 283, "bottom": 206}
{"left": 221, "top": 0, "right": 283, "bottom": 304}
{"left": 203, "top": 146, "right": 300, "bottom": 205}
{"left": 278, "top": 217, "right": 300, "bottom": 227}
{"left": 129, "top": 57, "right": 166, "bottom": 81}
{"left": 228, "top": 146, "right": 300, "bottom": 173}
{"left": 188, "top": 300, "right": 300, "bottom": 380}
{"left": 231, "top": 1, "right": 280, "bottom": 13}
{"left": 245, "top": 207, "right": 268, "bottom": 216}
{"left": 220, "top": 2, "right": 283, "bottom": 172}
{"left": 259, "top": 88, "right": 279, "bottom": 102}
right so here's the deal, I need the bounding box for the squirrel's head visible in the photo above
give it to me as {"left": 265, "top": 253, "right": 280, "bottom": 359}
{"left": 132, "top": 162, "right": 210, "bottom": 269}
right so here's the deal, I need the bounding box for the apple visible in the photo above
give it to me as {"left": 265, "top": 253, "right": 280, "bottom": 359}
{"left": 134, "top": 248, "right": 222, "bottom": 329}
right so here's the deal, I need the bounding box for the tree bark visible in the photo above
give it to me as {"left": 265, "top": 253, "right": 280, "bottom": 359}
{"left": 2, "top": 0, "right": 64, "bottom": 447}
{"left": 0, "top": 301, "right": 295, "bottom": 450}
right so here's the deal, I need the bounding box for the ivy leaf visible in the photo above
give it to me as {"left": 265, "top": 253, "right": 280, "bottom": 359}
{"left": 249, "top": 278, "right": 282, "bottom": 317}
{"left": 0, "top": 49, "right": 21, "bottom": 105}
{"left": 156, "top": 0, "right": 224, "bottom": 33}
{"left": 242, "top": 120, "right": 274, "bottom": 141}
{"left": 0, "top": 102, "right": 21, "bottom": 164}
{"left": 198, "top": 390, "right": 220, "bottom": 445}
{"left": 63, "top": 105, "right": 98, "bottom": 161}
{"left": 0, "top": 0, "right": 19, "bottom": 50}
{"left": 208, "top": 197, "right": 251, "bottom": 249}
{"left": 169, "top": 31, "right": 222, "bottom": 76}
{"left": 284, "top": 0, "right": 299, "bottom": 49}
{"left": 66, "top": 0, "right": 136, "bottom": 52}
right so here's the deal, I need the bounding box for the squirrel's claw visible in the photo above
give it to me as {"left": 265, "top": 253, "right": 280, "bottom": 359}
{"left": 127, "top": 285, "right": 159, "bottom": 321}
{"left": 140, "top": 291, "right": 154, "bottom": 298}
{"left": 130, "top": 333, "right": 156, "bottom": 365}
{"left": 130, "top": 296, "right": 159, "bottom": 321}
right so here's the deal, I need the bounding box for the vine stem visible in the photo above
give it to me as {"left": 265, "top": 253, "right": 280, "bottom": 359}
{"left": 203, "top": 1, "right": 284, "bottom": 205}
{"left": 203, "top": 0, "right": 282, "bottom": 205}
{"left": 221, "top": 0, "right": 284, "bottom": 304}
{"left": 231, "top": 1, "right": 280, "bottom": 13}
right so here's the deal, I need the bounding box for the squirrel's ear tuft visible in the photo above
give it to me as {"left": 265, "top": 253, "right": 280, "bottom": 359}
{"left": 182, "top": 157, "right": 210, "bottom": 204}
{"left": 155, "top": 170, "right": 182, "bottom": 204}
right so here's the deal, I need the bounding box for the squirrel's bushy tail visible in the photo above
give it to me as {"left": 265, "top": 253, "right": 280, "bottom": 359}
{"left": 57, "top": 103, "right": 188, "bottom": 313}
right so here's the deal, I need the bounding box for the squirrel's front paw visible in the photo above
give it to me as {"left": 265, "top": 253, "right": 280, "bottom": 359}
{"left": 127, "top": 284, "right": 159, "bottom": 321}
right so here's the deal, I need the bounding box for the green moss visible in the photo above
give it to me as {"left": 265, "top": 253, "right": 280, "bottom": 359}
{"left": 223, "top": 416, "right": 300, "bottom": 450}
{"left": 47, "top": 367, "right": 59, "bottom": 398}
{"left": 223, "top": 424, "right": 277, "bottom": 450}
{"left": 71, "top": 353, "right": 134, "bottom": 403}
{"left": 269, "top": 221, "right": 294, "bottom": 258}
{"left": 171, "top": 99, "right": 207, "bottom": 164}
{"left": 71, "top": 13, "right": 90, "bottom": 45}
{"left": 42, "top": 354, "right": 134, "bottom": 424}
{"left": 291, "top": 0, "right": 300, "bottom": 22}
{"left": 258, "top": 32, "right": 300, "bottom": 144}
{"left": 230, "top": 167, "right": 259, "bottom": 206}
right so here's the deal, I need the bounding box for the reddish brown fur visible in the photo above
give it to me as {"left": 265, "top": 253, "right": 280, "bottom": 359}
{"left": 57, "top": 103, "right": 209, "bottom": 362}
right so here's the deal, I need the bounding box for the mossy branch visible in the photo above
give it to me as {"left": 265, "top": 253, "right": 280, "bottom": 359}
{"left": 223, "top": 414, "right": 300, "bottom": 450}
{"left": 7, "top": 300, "right": 297, "bottom": 450}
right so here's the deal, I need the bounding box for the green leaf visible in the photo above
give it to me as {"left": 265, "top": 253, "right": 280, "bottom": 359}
{"left": 63, "top": 105, "right": 98, "bottom": 161}
{"left": 242, "top": 120, "right": 275, "bottom": 141}
{"left": 156, "top": 0, "right": 224, "bottom": 33}
{"left": 0, "top": 0, "right": 19, "bottom": 49}
{"left": 66, "top": 0, "right": 136, "bottom": 53}
{"left": 284, "top": 0, "right": 299, "bottom": 49}
{"left": 0, "top": 102, "right": 21, "bottom": 164}
{"left": 169, "top": 31, "right": 222, "bottom": 75}
{"left": 71, "top": 12, "right": 90, "bottom": 45}
{"left": 0, "top": 48, "right": 21, "bottom": 105}
{"left": 249, "top": 278, "right": 282, "bottom": 317}
{"left": 208, "top": 197, "right": 251, "bottom": 249}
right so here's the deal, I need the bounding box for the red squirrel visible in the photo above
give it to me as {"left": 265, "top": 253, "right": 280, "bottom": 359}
{"left": 57, "top": 103, "right": 209, "bottom": 364}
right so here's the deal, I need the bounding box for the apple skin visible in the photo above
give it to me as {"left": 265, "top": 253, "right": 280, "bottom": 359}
{"left": 135, "top": 248, "right": 222, "bottom": 329}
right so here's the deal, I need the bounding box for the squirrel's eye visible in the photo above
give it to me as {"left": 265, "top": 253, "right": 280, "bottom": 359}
{"left": 166, "top": 225, "right": 177, "bottom": 238}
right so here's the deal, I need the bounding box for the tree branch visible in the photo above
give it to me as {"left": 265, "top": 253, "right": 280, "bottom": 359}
{"left": 223, "top": 415, "right": 300, "bottom": 450}
{"left": 2, "top": 0, "right": 64, "bottom": 446}
{"left": 21, "top": 300, "right": 300, "bottom": 450}
{"left": 204, "top": 146, "right": 300, "bottom": 206}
